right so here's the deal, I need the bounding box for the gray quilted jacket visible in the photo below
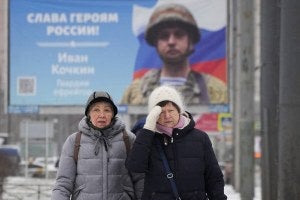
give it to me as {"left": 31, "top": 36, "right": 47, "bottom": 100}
{"left": 52, "top": 116, "right": 144, "bottom": 200}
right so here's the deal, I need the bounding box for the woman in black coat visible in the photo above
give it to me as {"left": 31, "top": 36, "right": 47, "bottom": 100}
{"left": 126, "top": 86, "right": 227, "bottom": 200}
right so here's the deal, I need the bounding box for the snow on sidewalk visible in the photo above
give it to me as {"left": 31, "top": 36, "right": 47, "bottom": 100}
{"left": 225, "top": 184, "right": 262, "bottom": 200}
{"left": 3, "top": 177, "right": 261, "bottom": 200}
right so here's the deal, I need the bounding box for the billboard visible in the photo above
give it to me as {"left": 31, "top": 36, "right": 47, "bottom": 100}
{"left": 9, "top": 0, "right": 227, "bottom": 109}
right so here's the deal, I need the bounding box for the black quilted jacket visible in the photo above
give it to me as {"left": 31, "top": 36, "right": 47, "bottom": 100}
{"left": 126, "top": 113, "right": 227, "bottom": 200}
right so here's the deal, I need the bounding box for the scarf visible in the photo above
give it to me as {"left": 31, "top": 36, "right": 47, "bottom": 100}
{"left": 87, "top": 119, "right": 113, "bottom": 155}
{"left": 156, "top": 115, "right": 186, "bottom": 137}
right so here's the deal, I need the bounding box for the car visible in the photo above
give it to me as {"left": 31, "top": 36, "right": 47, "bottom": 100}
{"left": 0, "top": 145, "right": 21, "bottom": 176}
{"left": 19, "top": 156, "right": 58, "bottom": 178}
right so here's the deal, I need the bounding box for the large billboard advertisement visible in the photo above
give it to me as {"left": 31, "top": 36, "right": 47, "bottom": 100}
{"left": 9, "top": 0, "right": 227, "bottom": 109}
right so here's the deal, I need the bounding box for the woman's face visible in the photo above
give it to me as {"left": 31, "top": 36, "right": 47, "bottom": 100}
{"left": 157, "top": 102, "right": 180, "bottom": 128}
{"left": 88, "top": 101, "right": 114, "bottom": 128}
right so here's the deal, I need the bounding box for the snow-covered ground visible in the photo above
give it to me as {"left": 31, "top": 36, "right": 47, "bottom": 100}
{"left": 2, "top": 177, "right": 261, "bottom": 200}
{"left": 225, "top": 185, "right": 262, "bottom": 200}
{"left": 2, "top": 177, "right": 54, "bottom": 200}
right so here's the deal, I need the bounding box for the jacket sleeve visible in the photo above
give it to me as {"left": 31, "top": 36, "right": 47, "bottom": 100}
{"left": 51, "top": 134, "right": 77, "bottom": 200}
{"left": 130, "top": 172, "right": 145, "bottom": 200}
{"left": 202, "top": 132, "right": 227, "bottom": 200}
{"left": 126, "top": 128, "right": 155, "bottom": 173}
{"left": 126, "top": 130, "right": 145, "bottom": 200}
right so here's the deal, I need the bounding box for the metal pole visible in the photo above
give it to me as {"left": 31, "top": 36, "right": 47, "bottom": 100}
{"left": 0, "top": 0, "right": 8, "bottom": 116}
{"left": 231, "top": 0, "right": 256, "bottom": 199}
{"left": 260, "top": 0, "right": 280, "bottom": 199}
{"left": 25, "top": 120, "right": 29, "bottom": 178}
{"left": 228, "top": 0, "right": 240, "bottom": 190}
{"left": 37, "top": 185, "right": 41, "bottom": 200}
{"left": 278, "top": 0, "right": 300, "bottom": 199}
{"left": 45, "top": 121, "right": 49, "bottom": 179}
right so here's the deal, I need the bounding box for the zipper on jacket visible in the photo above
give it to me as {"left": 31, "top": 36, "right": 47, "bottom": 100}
{"left": 171, "top": 136, "right": 178, "bottom": 179}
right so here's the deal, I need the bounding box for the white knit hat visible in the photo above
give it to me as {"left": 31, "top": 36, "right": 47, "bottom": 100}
{"left": 148, "top": 85, "right": 184, "bottom": 113}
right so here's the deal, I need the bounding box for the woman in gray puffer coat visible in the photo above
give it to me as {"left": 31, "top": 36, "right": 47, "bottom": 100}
{"left": 52, "top": 91, "right": 144, "bottom": 200}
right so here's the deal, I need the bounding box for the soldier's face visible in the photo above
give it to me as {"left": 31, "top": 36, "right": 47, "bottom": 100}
{"left": 156, "top": 27, "right": 191, "bottom": 63}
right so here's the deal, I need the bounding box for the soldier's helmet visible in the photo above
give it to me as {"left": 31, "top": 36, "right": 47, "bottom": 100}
{"left": 145, "top": 3, "right": 200, "bottom": 46}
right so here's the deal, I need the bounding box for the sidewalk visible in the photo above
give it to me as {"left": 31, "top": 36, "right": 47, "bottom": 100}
{"left": 225, "top": 184, "right": 262, "bottom": 200}
{"left": 3, "top": 177, "right": 262, "bottom": 200}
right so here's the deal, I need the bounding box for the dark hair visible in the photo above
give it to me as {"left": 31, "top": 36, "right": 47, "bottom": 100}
{"left": 157, "top": 101, "right": 180, "bottom": 112}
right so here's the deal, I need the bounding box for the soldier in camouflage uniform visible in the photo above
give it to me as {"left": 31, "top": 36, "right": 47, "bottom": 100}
{"left": 121, "top": 3, "right": 227, "bottom": 105}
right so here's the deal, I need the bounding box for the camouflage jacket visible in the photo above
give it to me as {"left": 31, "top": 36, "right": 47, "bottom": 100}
{"left": 121, "top": 69, "right": 227, "bottom": 105}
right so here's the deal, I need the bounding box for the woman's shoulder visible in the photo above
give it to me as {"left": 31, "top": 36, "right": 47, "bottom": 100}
{"left": 187, "top": 128, "right": 211, "bottom": 141}
{"left": 123, "top": 129, "right": 136, "bottom": 144}
{"left": 63, "top": 131, "right": 82, "bottom": 146}
{"left": 68, "top": 131, "right": 81, "bottom": 140}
